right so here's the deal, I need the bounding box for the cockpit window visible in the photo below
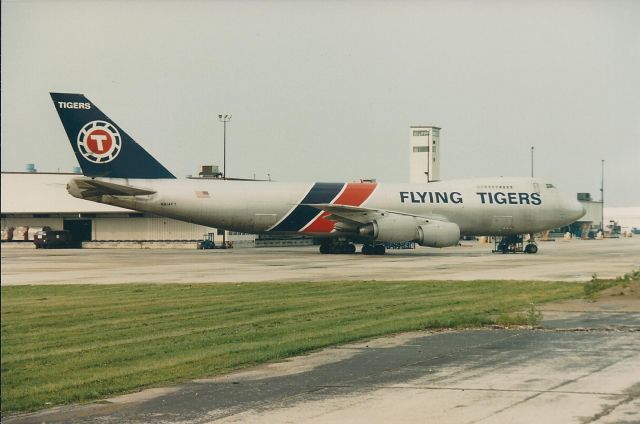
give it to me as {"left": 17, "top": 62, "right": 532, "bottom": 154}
{"left": 545, "top": 183, "right": 555, "bottom": 189}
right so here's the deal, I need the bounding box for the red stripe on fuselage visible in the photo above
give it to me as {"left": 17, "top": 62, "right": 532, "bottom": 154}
{"left": 302, "top": 182, "right": 378, "bottom": 233}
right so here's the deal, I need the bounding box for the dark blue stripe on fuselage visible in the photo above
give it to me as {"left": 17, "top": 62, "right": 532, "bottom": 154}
{"left": 270, "top": 182, "right": 345, "bottom": 232}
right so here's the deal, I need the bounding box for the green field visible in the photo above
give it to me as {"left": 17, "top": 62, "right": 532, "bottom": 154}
{"left": 1, "top": 280, "right": 583, "bottom": 413}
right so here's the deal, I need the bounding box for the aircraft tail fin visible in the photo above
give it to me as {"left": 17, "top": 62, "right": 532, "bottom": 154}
{"left": 50, "top": 93, "right": 175, "bottom": 179}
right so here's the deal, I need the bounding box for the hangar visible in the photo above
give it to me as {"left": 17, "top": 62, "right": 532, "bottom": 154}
{"left": 1, "top": 171, "right": 255, "bottom": 247}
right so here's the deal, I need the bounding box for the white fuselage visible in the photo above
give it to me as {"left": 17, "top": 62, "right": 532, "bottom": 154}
{"left": 68, "top": 177, "right": 585, "bottom": 238}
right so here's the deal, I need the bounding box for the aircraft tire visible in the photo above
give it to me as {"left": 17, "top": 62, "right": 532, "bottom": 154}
{"left": 319, "top": 244, "right": 331, "bottom": 254}
{"left": 345, "top": 244, "right": 356, "bottom": 254}
{"left": 374, "top": 244, "right": 386, "bottom": 255}
{"left": 362, "top": 244, "right": 373, "bottom": 255}
{"left": 525, "top": 244, "right": 538, "bottom": 254}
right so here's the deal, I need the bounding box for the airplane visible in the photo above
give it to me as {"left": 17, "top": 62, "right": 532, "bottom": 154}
{"left": 50, "top": 93, "right": 586, "bottom": 255}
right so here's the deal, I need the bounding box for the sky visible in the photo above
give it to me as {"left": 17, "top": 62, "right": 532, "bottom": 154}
{"left": 2, "top": 0, "right": 639, "bottom": 207}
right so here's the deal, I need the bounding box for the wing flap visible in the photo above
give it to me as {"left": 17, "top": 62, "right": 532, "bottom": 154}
{"left": 302, "top": 204, "right": 383, "bottom": 224}
{"left": 304, "top": 203, "right": 439, "bottom": 224}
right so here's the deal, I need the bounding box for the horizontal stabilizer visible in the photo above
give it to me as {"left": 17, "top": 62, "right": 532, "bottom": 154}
{"left": 73, "top": 178, "right": 156, "bottom": 197}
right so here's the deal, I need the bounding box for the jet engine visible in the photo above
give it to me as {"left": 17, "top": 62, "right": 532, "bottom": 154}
{"left": 358, "top": 214, "right": 460, "bottom": 247}
{"left": 358, "top": 214, "right": 421, "bottom": 242}
{"left": 417, "top": 221, "right": 460, "bottom": 247}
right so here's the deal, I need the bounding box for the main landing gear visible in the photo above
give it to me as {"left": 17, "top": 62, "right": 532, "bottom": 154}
{"left": 361, "top": 244, "right": 386, "bottom": 255}
{"left": 319, "top": 240, "right": 356, "bottom": 254}
{"left": 319, "top": 240, "right": 386, "bottom": 255}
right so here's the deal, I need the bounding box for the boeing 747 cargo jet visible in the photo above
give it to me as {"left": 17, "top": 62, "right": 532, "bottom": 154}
{"left": 50, "top": 93, "right": 585, "bottom": 255}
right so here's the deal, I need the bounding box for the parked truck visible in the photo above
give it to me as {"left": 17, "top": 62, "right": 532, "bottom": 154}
{"left": 33, "top": 230, "right": 73, "bottom": 249}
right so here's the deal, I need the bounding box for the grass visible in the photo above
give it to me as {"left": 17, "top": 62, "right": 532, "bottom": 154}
{"left": 1, "top": 280, "right": 584, "bottom": 413}
{"left": 495, "top": 302, "right": 545, "bottom": 326}
{"left": 584, "top": 269, "right": 640, "bottom": 299}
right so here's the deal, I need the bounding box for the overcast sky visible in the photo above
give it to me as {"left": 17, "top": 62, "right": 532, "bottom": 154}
{"left": 2, "top": 0, "right": 639, "bottom": 207}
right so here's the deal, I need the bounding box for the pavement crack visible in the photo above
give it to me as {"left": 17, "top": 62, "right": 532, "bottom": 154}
{"left": 541, "top": 310, "right": 638, "bottom": 314}
{"left": 466, "top": 351, "right": 639, "bottom": 424}
{"left": 313, "top": 385, "right": 622, "bottom": 396}
{"left": 543, "top": 326, "right": 640, "bottom": 333}
{"left": 581, "top": 383, "right": 640, "bottom": 424}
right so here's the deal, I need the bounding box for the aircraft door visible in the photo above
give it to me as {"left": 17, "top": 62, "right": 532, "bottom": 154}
{"left": 533, "top": 182, "right": 540, "bottom": 193}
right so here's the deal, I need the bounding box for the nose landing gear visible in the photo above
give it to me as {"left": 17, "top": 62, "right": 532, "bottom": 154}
{"left": 493, "top": 235, "right": 538, "bottom": 254}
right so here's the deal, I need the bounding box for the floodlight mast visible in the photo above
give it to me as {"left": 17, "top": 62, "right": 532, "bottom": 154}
{"left": 218, "top": 113, "right": 231, "bottom": 248}
{"left": 601, "top": 159, "right": 605, "bottom": 233}
{"left": 218, "top": 114, "right": 232, "bottom": 179}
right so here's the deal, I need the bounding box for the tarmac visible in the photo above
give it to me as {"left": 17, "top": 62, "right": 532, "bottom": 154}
{"left": 2, "top": 237, "right": 640, "bottom": 423}
{"left": 2, "top": 237, "right": 640, "bottom": 285}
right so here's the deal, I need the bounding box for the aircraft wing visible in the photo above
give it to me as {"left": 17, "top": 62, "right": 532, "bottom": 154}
{"left": 72, "top": 178, "right": 156, "bottom": 198}
{"left": 305, "top": 203, "right": 441, "bottom": 225}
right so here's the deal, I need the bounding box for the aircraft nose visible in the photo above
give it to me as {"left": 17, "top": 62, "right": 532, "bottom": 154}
{"left": 568, "top": 199, "right": 586, "bottom": 221}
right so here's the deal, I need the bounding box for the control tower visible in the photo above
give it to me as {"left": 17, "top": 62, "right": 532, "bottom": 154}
{"left": 410, "top": 126, "right": 440, "bottom": 183}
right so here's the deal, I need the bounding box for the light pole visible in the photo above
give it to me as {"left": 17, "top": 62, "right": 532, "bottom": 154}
{"left": 600, "top": 159, "right": 605, "bottom": 233}
{"left": 218, "top": 114, "right": 231, "bottom": 248}
{"left": 218, "top": 114, "right": 231, "bottom": 179}
{"left": 530, "top": 146, "right": 534, "bottom": 178}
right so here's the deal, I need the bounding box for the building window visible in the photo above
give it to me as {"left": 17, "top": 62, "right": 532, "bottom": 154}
{"left": 413, "top": 146, "right": 429, "bottom": 152}
{"left": 413, "top": 130, "right": 429, "bottom": 137}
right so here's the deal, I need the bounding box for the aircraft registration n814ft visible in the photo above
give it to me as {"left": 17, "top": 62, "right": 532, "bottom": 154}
{"left": 51, "top": 93, "right": 585, "bottom": 255}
